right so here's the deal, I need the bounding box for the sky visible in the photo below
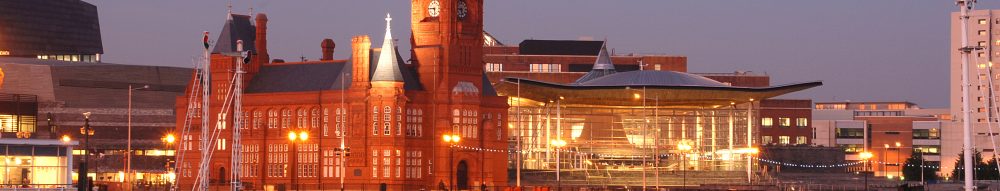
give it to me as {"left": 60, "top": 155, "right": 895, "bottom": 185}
{"left": 89, "top": 0, "right": 1000, "bottom": 108}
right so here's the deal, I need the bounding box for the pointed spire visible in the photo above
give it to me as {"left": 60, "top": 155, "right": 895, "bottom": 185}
{"left": 227, "top": 1, "right": 233, "bottom": 20}
{"left": 371, "top": 13, "right": 404, "bottom": 82}
{"left": 573, "top": 40, "right": 617, "bottom": 84}
{"left": 592, "top": 41, "right": 614, "bottom": 70}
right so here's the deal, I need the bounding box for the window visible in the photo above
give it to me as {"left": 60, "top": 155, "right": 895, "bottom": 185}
{"left": 778, "top": 136, "right": 790, "bottom": 145}
{"left": 835, "top": 128, "right": 864, "bottom": 139}
{"left": 779, "top": 118, "right": 791, "bottom": 127}
{"left": 529, "top": 64, "right": 560, "bottom": 72}
{"left": 980, "top": 52, "right": 986, "bottom": 58}
{"left": 981, "top": 30, "right": 989, "bottom": 36}
{"left": 762, "top": 136, "right": 772, "bottom": 144}
{"left": 486, "top": 63, "right": 503, "bottom": 72}
{"left": 795, "top": 136, "right": 807, "bottom": 145}
{"left": 841, "top": 144, "right": 863, "bottom": 153}
{"left": 796, "top": 118, "right": 808, "bottom": 127}
{"left": 373, "top": 122, "right": 379, "bottom": 135}
{"left": 913, "top": 145, "right": 941, "bottom": 155}
{"left": 980, "top": 41, "right": 988, "bottom": 47}
{"left": 980, "top": 19, "right": 988, "bottom": 25}
{"left": 913, "top": 128, "right": 940, "bottom": 139}
{"left": 384, "top": 122, "right": 391, "bottom": 135}
{"left": 761, "top": 118, "right": 773, "bottom": 127}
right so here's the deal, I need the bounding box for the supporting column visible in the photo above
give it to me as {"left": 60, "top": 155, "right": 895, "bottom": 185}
{"left": 746, "top": 100, "right": 754, "bottom": 184}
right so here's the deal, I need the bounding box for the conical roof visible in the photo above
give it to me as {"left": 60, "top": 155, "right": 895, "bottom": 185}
{"left": 212, "top": 14, "right": 256, "bottom": 54}
{"left": 573, "top": 41, "right": 616, "bottom": 84}
{"left": 371, "top": 14, "right": 404, "bottom": 82}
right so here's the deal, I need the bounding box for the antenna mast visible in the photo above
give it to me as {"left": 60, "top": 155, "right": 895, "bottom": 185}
{"left": 958, "top": 0, "right": 977, "bottom": 190}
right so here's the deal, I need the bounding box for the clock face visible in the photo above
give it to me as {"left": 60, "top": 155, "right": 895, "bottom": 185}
{"left": 428, "top": 0, "right": 441, "bottom": 17}
{"left": 457, "top": 1, "right": 468, "bottom": 19}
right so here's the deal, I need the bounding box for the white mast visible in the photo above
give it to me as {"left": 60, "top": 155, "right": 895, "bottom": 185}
{"left": 230, "top": 40, "right": 247, "bottom": 191}
{"left": 958, "top": 0, "right": 976, "bottom": 190}
{"left": 196, "top": 31, "right": 212, "bottom": 191}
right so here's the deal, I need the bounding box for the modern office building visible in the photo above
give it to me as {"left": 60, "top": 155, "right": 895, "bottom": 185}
{"left": 949, "top": 9, "right": 1000, "bottom": 178}
{"left": 813, "top": 101, "right": 947, "bottom": 178}
{"left": 0, "top": 57, "right": 190, "bottom": 189}
{"left": 0, "top": 0, "right": 103, "bottom": 62}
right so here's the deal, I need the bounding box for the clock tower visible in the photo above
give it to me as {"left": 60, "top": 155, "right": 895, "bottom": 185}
{"left": 411, "top": 0, "right": 485, "bottom": 93}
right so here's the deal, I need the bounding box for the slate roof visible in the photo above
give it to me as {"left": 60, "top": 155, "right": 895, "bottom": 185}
{"left": 519, "top": 40, "right": 604, "bottom": 56}
{"left": 212, "top": 14, "right": 257, "bottom": 54}
{"left": 481, "top": 72, "right": 498, "bottom": 97}
{"left": 577, "top": 70, "right": 728, "bottom": 87}
{"left": 371, "top": 15, "right": 405, "bottom": 82}
{"left": 244, "top": 62, "right": 352, "bottom": 93}
{"left": 370, "top": 46, "right": 423, "bottom": 90}
{"left": 574, "top": 41, "right": 617, "bottom": 84}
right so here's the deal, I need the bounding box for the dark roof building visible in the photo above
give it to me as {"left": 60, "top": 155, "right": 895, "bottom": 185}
{"left": 0, "top": 0, "right": 103, "bottom": 62}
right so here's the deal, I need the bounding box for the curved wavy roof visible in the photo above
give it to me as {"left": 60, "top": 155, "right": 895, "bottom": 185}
{"left": 579, "top": 70, "right": 728, "bottom": 87}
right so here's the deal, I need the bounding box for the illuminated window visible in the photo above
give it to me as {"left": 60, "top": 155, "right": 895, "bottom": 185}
{"left": 778, "top": 136, "right": 790, "bottom": 145}
{"left": 761, "top": 118, "right": 773, "bottom": 127}
{"left": 762, "top": 136, "right": 772, "bottom": 144}
{"left": 796, "top": 118, "right": 808, "bottom": 127}
{"left": 779, "top": 118, "right": 791, "bottom": 127}
{"left": 980, "top": 52, "right": 986, "bottom": 58}
{"left": 980, "top": 41, "right": 988, "bottom": 47}
{"left": 795, "top": 136, "right": 807, "bottom": 145}
{"left": 981, "top": 30, "right": 989, "bottom": 36}
{"left": 980, "top": 19, "right": 988, "bottom": 25}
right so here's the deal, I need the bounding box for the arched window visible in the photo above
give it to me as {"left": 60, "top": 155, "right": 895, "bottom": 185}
{"left": 373, "top": 122, "right": 379, "bottom": 135}
{"left": 384, "top": 106, "right": 391, "bottom": 113}
{"left": 383, "top": 122, "right": 391, "bottom": 135}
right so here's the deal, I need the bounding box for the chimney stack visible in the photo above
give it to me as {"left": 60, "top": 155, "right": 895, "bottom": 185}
{"left": 321, "top": 38, "right": 336, "bottom": 60}
{"left": 255, "top": 13, "right": 269, "bottom": 64}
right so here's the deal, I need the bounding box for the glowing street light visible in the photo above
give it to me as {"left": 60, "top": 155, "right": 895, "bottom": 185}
{"left": 61, "top": 135, "right": 71, "bottom": 143}
{"left": 163, "top": 134, "right": 176, "bottom": 144}
{"left": 860, "top": 151, "right": 873, "bottom": 190}
{"left": 677, "top": 141, "right": 693, "bottom": 188}
{"left": 443, "top": 134, "right": 461, "bottom": 191}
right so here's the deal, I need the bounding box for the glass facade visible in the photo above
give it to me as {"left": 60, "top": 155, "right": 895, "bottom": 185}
{"left": 0, "top": 144, "right": 73, "bottom": 188}
{"left": 508, "top": 100, "right": 759, "bottom": 180}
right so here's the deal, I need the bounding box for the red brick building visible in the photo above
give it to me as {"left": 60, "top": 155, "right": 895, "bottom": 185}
{"left": 758, "top": 99, "right": 813, "bottom": 145}
{"left": 175, "top": 0, "right": 509, "bottom": 190}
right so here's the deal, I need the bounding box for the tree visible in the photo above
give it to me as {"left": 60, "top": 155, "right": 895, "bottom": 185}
{"left": 902, "top": 152, "right": 938, "bottom": 182}
{"left": 950, "top": 150, "right": 991, "bottom": 180}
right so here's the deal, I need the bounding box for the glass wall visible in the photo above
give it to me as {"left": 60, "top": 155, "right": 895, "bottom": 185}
{"left": 0, "top": 145, "right": 71, "bottom": 188}
{"left": 508, "top": 102, "right": 759, "bottom": 172}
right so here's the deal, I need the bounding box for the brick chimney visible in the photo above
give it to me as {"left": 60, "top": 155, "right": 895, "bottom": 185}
{"left": 321, "top": 38, "right": 336, "bottom": 61}
{"left": 255, "top": 13, "right": 269, "bottom": 64}
{"left": 351, "top": 35, "right": 371, "bottom": 89}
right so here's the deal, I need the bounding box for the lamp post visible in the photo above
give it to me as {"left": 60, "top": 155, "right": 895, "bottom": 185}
{"left": 677, "top": 141, "right": 692, "bottom": 189}
{"left": 162, "top": 134, "right": 176, "bottom": 188}
{"left": 78, "top": 112, "right": 94, "bottom": 191}
{"left": 126, "top": 84, "right": 148, "bottom": 191}
{"left": 860, "top": 151, "right": 873, "bottom": 191}
{"left": 883, "top": 144, "right": 889, "bottom": 177}
{"left": 289, "top": 130, "right": 309, "bottom": 191}
{"left": 443, "top": 134, "right": 461, "bottom": 191}
{"left": 895, "top": 142, "right": 902, "bottom": 181}
{"left": 550, "top": 139, "right": 567, "bottom": 191}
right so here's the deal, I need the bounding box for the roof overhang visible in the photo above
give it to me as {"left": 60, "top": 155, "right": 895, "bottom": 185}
{"left": 496, "top": 78, "right": 822, "bottom": 108}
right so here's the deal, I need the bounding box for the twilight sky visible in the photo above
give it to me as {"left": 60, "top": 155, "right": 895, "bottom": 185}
{"left": 89, "top": 1, "right": 1000, "bottom": 108}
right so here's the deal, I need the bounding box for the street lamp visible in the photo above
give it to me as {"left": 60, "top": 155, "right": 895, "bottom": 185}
{"left": 126, "top": 84, "right": 148, "bottom": 191}
{"left": 677, "top": 141, "right": 692, "bottom": 188}
{"left": 860, "top": 151, "right": 874, "bottom": 191}
{"left": 62, "top": 135, "right": 71, "bottom": 143}
{"left": 162, "top": 133, "right": 176, "bottom": 188}
{"left": 895, "top": 142, "right": 902, "bottom": 180}
{"left": 550, "top": 139, "right": 567, "bottom": 191}
{"left": 288, "top": 130, "right": 309, "bottom": 191}
{"left": 78, "top": 112, "right": 94, "bottom": 191}
{"left": 883, "top": 144, "right": 889, "bottom": 177}
{"left": 443, "top": 134, "right": 461, "bottom": 191}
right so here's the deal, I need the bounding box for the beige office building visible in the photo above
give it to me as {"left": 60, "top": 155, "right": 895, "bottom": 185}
{"left": 949, "top": 10, "right": 1000, "bottom": 178}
